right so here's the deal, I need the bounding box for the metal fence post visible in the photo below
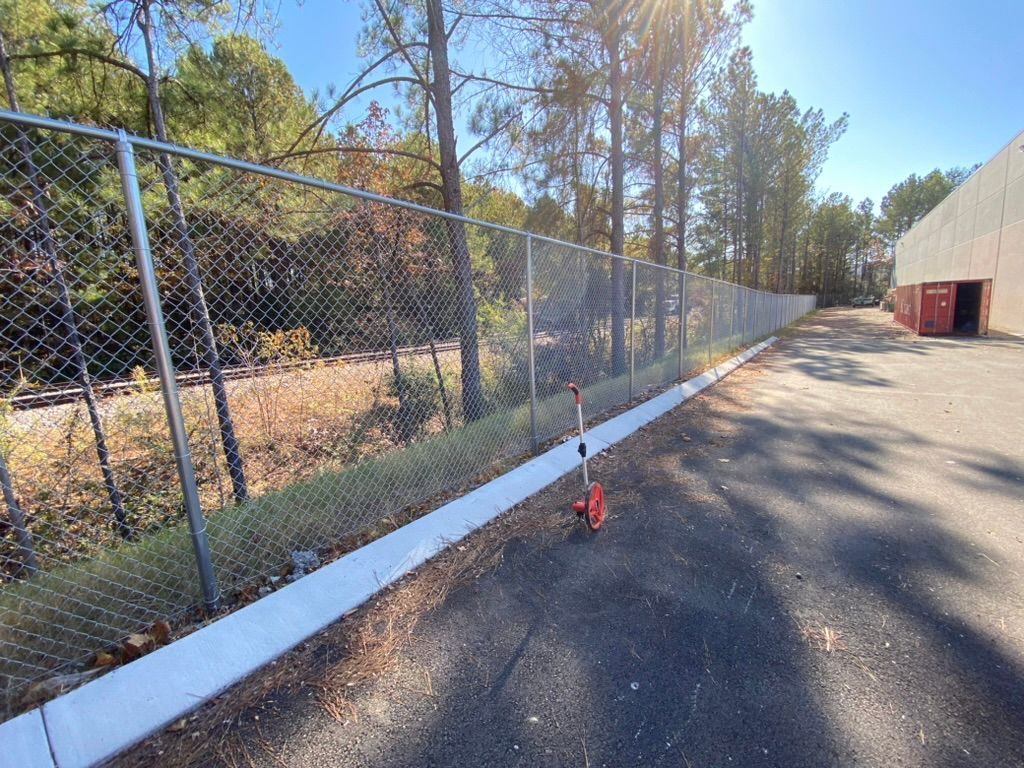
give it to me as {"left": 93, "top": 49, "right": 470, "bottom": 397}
{"left": 116, "top": 132, "right": 220, "bottom": 612}
{"left": 755, "top": 291, "right": 760, "bottom": 338}
{"left": 525, "top": 235, "right": 539, "bottom": 453}
{"left": 750, "top": 291, "right": 755, "bottom": 339}
{"left": 708, "top": 282, "right": 715, "bottom": 364}
{"left": 678, "top": 271, "right": 687, "bottom": 379}
{"left": 629, "top": 262, "right": 636, "bottom": 401}
{"left": 729, "top": 286, "right": 736, "bottom": 349}
{"left": 744, "top": 288, "right": 750, "bottom": 344}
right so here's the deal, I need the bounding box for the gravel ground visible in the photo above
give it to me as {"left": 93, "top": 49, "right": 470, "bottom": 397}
{"left": 127, "top": 307, "right": 1024, "bottom": 768}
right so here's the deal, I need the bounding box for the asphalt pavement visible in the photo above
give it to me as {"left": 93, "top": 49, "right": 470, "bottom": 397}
{"left": 218, "top": 308, "right": 1024, "bottom": 767}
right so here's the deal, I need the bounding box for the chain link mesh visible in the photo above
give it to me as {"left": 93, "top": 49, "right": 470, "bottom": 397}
{"left": 0, "top": 114, "right": 816, "bottom": 721}
{"left": 0, "top": 126, "right": 200, "bottom": 719}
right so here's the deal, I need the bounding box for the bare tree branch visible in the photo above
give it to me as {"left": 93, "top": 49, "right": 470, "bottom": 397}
{"left": 372, "top": 0, "right": 432, "bottom": 94}
{"left": 267, "top": 144, "right": 442, "bottom": 172}
{"left": 458, "top": 108, "right": 521, "bottom": 165}
{"left": 9, "top": 47, "right": 147, "bottom": 81}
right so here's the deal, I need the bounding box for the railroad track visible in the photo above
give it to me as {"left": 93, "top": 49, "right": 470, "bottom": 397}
{"left": 10, "top": 338, "right": 464, "bottom": 411}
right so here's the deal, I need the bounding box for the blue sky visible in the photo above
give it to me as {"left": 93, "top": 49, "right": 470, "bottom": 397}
{"left": 274, "top": 0, "right": 1024, "bottom": 211}
{"left": 743, "top": 0, "right": 1024, "bottom": 207}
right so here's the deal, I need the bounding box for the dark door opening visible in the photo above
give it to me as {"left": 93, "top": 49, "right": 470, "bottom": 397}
{"left": 953, "top": 281, "right": 982, "bottom": 334}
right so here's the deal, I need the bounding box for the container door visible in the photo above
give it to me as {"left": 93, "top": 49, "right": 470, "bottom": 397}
{"left": 913, "top": 283, "right": 922, "bottom": 332}
{"left": 979, "top": 280, "right": 992, "bottom": 335}
{"left": 937, "top": 284, "right": 955, "bottom": 333}
{"left": 894, "top": 284, "right": 921, "bottom": 332}
{"left": 921, "top": 283, "right": 954, "bottom": 334}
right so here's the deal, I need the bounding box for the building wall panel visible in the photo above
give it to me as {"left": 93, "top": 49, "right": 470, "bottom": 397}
{"left": 990, "top": 219, "right": 1024, "bottom": 335}
{"left": 895, "top": 129, "right": 1024, "bottom": 336}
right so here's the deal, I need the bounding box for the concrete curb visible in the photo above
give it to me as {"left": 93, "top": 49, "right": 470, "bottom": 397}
{"left": 3, "top": 710, "right": 52, "bottom": 768}
{"left": 1, "top": 337, "right": 776, "bottom": 768}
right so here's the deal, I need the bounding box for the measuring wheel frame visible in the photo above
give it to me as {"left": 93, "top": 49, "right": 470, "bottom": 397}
{"left": 567, "top": 383, "right": 608, "bottom": 533}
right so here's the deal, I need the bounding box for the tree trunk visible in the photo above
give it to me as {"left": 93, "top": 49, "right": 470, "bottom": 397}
{"left": 675, "top": 7, "right": 689, "bottom": 351}
{"left": 573, "top": 106, "right": 585, "bottom": 245}
{"left": 734, "top": 129, "right": 745, "bottom": 286}
{"left": 376, "top": 240, "right": 410, "bottom": 439}
{"left": 138, "top": 0, "right": 249, "bottom": 503}
{"left": 1, "top": 28, "right": 129, "bottom": 543}
{"left": 776, "top": 178, "right": 789, "bottom": 293}
{"left": 405, "top": 275, "right": 453, "bottom": 430}
{"left": 789, "top": 236, "right": 798, "bottom": 293}
{"left": 0, "top": 451, "right": 36, "bottom": 577}
{"left": 425, "top": 0, "right": 484, "bottom": 421}
{"left": 607, "top": 21, "right": 626, "bottom": 377}
{"left": 651, "top": 22, "right": 666, "bottom": 359}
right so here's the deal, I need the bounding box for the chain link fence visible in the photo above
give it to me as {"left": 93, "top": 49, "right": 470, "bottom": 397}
{"left": 0, "top": 110, "right": 816, "bottom": 720}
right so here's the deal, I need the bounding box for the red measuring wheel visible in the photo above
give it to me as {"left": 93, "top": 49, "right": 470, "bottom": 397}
{"left": 573, "top": 481, "right": 606, "bottom": 531}
{"left": 567, "top": 383, "right": 608, "bottom": 533}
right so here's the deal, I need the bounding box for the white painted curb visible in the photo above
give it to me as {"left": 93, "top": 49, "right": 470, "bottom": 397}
{"left": 1, "top": 338, "right": 776, "bottom": 768}
{"left": 2, "top": 710, "right": 52, "bottom": 768}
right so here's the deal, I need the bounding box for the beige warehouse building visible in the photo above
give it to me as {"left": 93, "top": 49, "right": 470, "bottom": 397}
{"left": 894, "top": 128, "right": 1024, "bottom": 336}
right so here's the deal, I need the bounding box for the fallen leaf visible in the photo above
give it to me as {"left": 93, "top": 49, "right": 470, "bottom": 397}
{"left": 236, "top": 584, "right": 261, "bottom": 605}
{"left": 120, "top": 619, "right": 173, "bottom": 662}
{"left": 122, "top": 632, "right": 155, "bottom": 662}
{"left": 151, "top": 619, "right": 172, "bottom": 645}
{"left": 167, "top": 717, "right": 188, "bottom": 733}
{"left": 93, "top": 651, "right": 118, "bottom": 668}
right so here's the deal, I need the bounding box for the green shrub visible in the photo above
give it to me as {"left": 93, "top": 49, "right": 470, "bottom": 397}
{"left": 386, "top": 364, "right": 442, "bottom": 443}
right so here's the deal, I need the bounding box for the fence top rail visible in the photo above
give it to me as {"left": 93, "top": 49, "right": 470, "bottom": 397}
{"left": 0, "top": 108, "right": 813, "bottom": 299}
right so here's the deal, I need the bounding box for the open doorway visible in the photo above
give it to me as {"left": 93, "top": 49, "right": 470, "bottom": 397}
{"left": 953, "top": 281, "right": 982, "bottom": 334}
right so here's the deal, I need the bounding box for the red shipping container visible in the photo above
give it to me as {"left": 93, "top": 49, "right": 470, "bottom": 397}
{"left": 894, "top": 283, "right": 922, "bottom": 332}
{"left": 894, "top": 281, "right": 990, "bottom": 335}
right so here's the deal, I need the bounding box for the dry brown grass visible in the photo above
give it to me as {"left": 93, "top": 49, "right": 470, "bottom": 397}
{"left": 800, "top": 623, "right": 847, "bottom": 653}
{"left": 798, "top": 620, "right": 881, "bottom": 684}
{"left": 2, "top": 350, "right": 468, "bottom": 572}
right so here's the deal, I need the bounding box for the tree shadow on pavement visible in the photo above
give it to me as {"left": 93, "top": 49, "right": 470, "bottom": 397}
{"left": 682, "top": 386, "right": 1024, "bottom": 767}
{"left": 190, "top": 308, "right": 1024, "bottom": 768}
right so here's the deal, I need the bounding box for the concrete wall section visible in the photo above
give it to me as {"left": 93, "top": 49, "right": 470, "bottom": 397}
{"left": 990, "top": 144, "right": 1024, "bottom": 335}
{"left": 895, "top": 129, "right": 1024, "bottom": 335}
